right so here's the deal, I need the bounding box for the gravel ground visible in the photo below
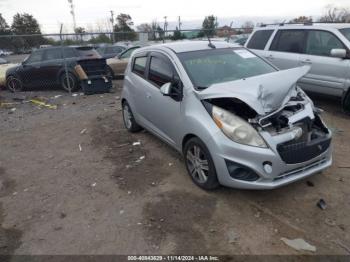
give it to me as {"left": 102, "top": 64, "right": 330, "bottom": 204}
{"left": 0, "top": 81, "right": 349, "bottom": 257}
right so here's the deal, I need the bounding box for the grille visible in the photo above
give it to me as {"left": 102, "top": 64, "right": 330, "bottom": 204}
{"left": 277, "top": 137, "right": 331, "bottom": 164}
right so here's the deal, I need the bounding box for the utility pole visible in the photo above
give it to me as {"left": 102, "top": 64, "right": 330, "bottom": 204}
{"left": 67, "top": 0, "right": 77, "bottom": 33}
{"left": 178, "top": 16, "right": 182, "bottom": 31}
{"left": 163, "top": 16, "right": 168, "bottom": 37}
{"left": 110, "top": 10, "right": 115, "bottom": 43}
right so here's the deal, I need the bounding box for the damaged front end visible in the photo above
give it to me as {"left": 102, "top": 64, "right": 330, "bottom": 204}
{"left": 199, "top": 66, "right": 332, "bottom": 184}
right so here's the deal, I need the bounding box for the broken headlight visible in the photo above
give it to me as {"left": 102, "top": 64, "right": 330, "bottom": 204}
{"left": 212, "top": 106, "right": 267, "bottom": 148}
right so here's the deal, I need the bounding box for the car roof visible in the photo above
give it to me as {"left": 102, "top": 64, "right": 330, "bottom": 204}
{"left": 136, "top": 40, "right": 238, "bottom": 54}
{"left": 255, "top": 23, "right": 350, "bottom": 31}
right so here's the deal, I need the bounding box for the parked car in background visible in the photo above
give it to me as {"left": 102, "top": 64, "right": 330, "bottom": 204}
{"left": 245, "top": 23, "right": 350, "bottom": 112}
{"left": 0, "top": 58, "right": 16, "bottom": 86}
{"left": 6, "top": 46, "right": 110, "bottom": 92}
{"left": 121, "top": 41, "right": 332, "bottom": 190}
{"left": 0, "top": 58, "right": 7, "bottom": 64}
{"left": 107, "top": 46, "right": 141, "bottom": 78}
{"left": 96, "top": 45, "right": 126, "bottom": 59}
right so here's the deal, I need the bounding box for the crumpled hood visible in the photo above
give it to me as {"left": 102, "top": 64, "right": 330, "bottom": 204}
{"left": 196, "top": 66, "right": 310, "bottom": 115}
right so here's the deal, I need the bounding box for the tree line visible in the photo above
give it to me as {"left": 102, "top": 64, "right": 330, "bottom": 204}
{"left": 0, "top": 5, "right": 349, "bottom": 53}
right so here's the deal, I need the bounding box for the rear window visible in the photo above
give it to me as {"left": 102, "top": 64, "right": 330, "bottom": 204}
{"left": 247, "top": 30, "right": 274, "bottom": 50}
{"left": 75, "top": 47, "right": 101, "bottom": 58}
{"left": 133, "top": 56, "right": 147, "bottom": 76}
{"left": 340, "top": 28, "right": 350, "bottom": 42}
{"left": 270, "top": 30, "right": 306, "bottom": 53}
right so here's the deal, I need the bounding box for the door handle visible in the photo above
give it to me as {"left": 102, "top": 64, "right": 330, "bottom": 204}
{"left": 264, "top": 55, "right": 274, "bottom": 60}
{"left": 301, "top": 59, "right": 312, "bottom": 64}
{"left": 146, "top": 93, "right": 152, "bottom": 99}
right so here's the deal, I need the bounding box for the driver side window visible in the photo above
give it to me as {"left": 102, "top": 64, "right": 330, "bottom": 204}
{"left": 26, "top": 50, "right": 43, "bottom": 64}
{"left": 148, "top": 55, "right": 175, "bottom": 88}
{"left": 305, "top": 30, "right": 344, "bottom": 57}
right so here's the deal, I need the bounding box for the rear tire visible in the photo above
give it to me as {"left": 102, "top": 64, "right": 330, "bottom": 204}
{"left": 342, "top": 89, "right": 350, "bottom": 114}
{"left": 122, "top": 101, "right": 143, "bottom": 133}
{"left": 60, "top": 73, "right": 79, "bottom": 92}
{"left": 184, "top": 137, "right": 220, "bottom": 190}
{"left": 6, "top": 76, "right": 23, "bottom": 92}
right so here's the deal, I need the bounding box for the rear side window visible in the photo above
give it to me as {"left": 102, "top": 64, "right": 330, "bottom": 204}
{"left": 270, "top": 30, "right": 306, "bottom": 53}
{"left": 306, "top": 30, "right": 345, "bottom": 56}
{"left": 44, "top": 49, "right": 62, "bottom": 60}
{"left": 148, "top": 56, "right": 174, "bottom": 88}
{"left": 247, "top": 30, "right": 274, "bottom": 50}
{"left": 133, "top": 56, "right": 147, "bottom": 76}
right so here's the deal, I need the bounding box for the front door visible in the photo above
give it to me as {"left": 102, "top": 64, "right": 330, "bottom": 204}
{"left": 20, "top": 49, "right": 44, "bottom": 87}
{"left": 298, "top": 30, "right": 350, "bottom": 96}
{"left": 138, "top": 52, "right": 182, "bottom": 146}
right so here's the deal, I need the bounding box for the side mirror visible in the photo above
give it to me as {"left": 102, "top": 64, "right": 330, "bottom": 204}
{"left": 160, "top": 82, "right": 172, "bottom": 96}
{"left": 330, "top": 48, "right": 347, "bottom": 59}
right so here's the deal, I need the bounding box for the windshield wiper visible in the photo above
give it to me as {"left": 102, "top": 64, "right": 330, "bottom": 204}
{"left": 196, "top": 86, "right": 208, "bottom": 90}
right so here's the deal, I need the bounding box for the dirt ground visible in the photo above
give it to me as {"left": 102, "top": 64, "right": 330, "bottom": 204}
{"left": 0, "top": 81, "right": 350, "bottom": 257}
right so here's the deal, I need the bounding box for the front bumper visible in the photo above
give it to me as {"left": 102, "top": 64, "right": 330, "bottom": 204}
{"left": 207, "top": 130, "right": 332, "bottom": 190}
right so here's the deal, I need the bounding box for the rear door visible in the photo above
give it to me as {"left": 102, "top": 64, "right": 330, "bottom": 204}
{"left": 297, "top": 29, "right": 350, "bottom": 96}
{"left": 268, "top": 29, "right": 307, "bottom": 69}
{"left": 41, "top": 48, "right": 64, "bottom": 87}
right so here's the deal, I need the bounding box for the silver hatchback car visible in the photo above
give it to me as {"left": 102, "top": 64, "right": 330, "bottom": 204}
{"left": 121, "top": 41, "right": 332, "bottom": 190}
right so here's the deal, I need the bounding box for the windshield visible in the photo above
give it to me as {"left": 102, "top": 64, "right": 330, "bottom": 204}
{"left": 340, "top": 28, "right": 350, "bottom": 41}
{"left": 177, "top": 48, "right": 276, "bottom": 89}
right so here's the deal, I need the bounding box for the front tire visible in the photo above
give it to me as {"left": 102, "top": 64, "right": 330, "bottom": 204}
{"left": 122, "top": 101, "right": 143, "bottom": 133}
{"left": 6, "top": 76, "right": 23, "bottom": 92}
{"left": 184, "top": 137, "right": 219, "bottom": 190}
{"left": 106, "top": 66, "right": 115, "bottom": 79}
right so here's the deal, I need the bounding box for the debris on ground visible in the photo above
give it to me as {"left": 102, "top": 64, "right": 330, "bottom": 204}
{"left": 132, "top": 142, "right": 141, "bottom": 146}
{"left": 332, "top": 240, "right": 350, "bottom": 254}
{"left": 80, "top": 128, "right": 87, "bottom": 135}
{"left": 59, "top": 212, "right": 67, "bottom": 219}
{"left": 306, "top": 181, "right": 314, "bottom": 187}
{"left": 136, "top": 156, "right": 145, "bottom": 163}
{"left": 168, "top": 163, "right": 173, "bottom": 167}
{"left": 91, "top": 183, "right": 97, "bottom": 187}
{"left": 116, "top": 143, "right": 129, "bottom": 148}
{"left": 79, "top": 144, "right": 82, "bottom": 152}
{"left": 325, "top": 218, "right": 337, "bottom": 227}
{"left": 72, "top": 94, "right": 78, "bottom": 97}
{"left": 281, "top": 238, "right": 316, "bottom": 252}
{"left": 30, "top": 99, "right": 57, "bottom": 110}
{"left": 227, "top": 230, "right": 239, "bottom": 244}
{"left": 317, "top": 199, "right": 327, "bottom": 210}
{"left": 119, "top": 210, "right": 124, "bottom": 215}
{"left": 52, "top": 95, "right": 63, "bottom": 99}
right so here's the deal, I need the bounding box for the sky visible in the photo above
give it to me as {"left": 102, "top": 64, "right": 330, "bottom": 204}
{"left": 0, "top": 0, "right": 349, "bottom": 33}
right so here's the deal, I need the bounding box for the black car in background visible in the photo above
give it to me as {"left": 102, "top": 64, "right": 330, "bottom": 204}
{"left": 6, "top": 46, "right": 108, "bottom": 92}
{"left": 96, "top": 45, "right": 126, "bottom": 59}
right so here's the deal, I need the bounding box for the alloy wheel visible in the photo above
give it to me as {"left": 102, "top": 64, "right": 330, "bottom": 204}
{"left": 186, "top": 145, "right": 210, "bottom": 183}
{"left": 123, "top": 104, "right": 132, "bottom": 129}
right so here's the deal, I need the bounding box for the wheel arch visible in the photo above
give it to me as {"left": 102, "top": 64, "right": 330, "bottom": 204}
{"left": 182, "top": 134, "right": 198, "bottom": 154}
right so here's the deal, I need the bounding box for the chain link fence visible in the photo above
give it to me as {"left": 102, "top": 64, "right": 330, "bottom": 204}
{"left": 0, "top": 27, "right": 252, "bottom": 94}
